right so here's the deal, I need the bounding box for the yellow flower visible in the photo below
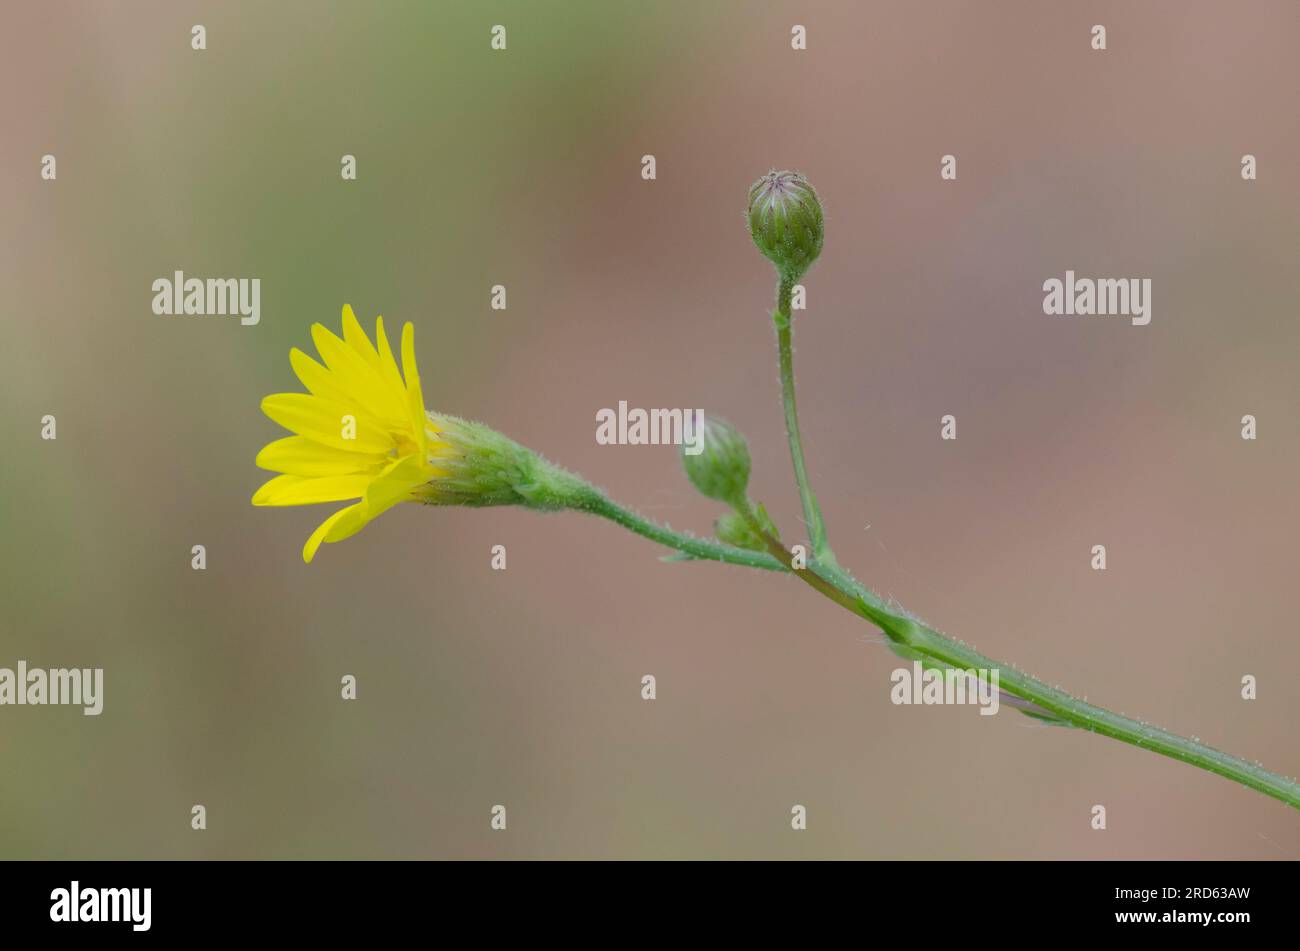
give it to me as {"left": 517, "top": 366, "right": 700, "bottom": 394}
{"left": 253, "top": 305, "right": 446, "bottom": 563}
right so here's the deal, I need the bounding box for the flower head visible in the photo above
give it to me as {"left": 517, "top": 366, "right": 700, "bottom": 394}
{"left": 255, "top": 306, "right": 591, "bottom": 562}
{"left": 747, "top": 170, "right": 824, "bottom": 281}
{"left": 253, "top": 305, "right": 447, "bottom": 563}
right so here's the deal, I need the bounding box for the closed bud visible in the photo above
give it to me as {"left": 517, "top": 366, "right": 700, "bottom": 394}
{"left": 747, "top": 170, "right": 824, "bottom": 281}
{"left": 715, "top": 503, "right": 779, "bottom": 551}
{"left": 680, "top": 415, "right": 751, "bottom": 505}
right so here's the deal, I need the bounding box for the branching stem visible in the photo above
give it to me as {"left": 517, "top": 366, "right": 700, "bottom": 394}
{"left": 563, "top": 278, "right": 1300, "bottom": 811}
{"left": 720, "top": 498, "right": 1300, "bottom": 809}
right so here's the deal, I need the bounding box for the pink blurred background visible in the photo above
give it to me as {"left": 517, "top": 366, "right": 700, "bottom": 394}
{"left": 2, "top": 1, "right": 1298, "bottom": 857}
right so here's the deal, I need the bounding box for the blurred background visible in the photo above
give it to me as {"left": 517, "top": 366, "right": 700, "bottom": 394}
{"left": 2, "top": 1, "right": 1299, "bottom": 859}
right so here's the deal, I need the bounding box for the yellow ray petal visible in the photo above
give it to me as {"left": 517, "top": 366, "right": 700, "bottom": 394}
{"left": 373, "top": 316, "right": 408, "bottom": 395}
{"left": 341, "top": 304, "right": 385, "bottom": 373}
{"left": 261, "top": 393, "right": 395, "bottom": 453}
{"left": 252, "top": 473, "right": 372, "bottom": 507}
{"left": 297, "top": 454, "right": 434, "bottom": 561}
{"left": 400, "top": 322, "right": 428, "bottom": 453}
{"left": 255, "top": 435, "right": 387, "bottom": 476}
{"left": 366, "top": 453, "right": 432, "bottom": 508}
{"left": 311, "top": 323, "right": 407, "bottom": 425}
{"left": 303, "top": 504, "right": 364, "bottom": 563}
{"left": 290, "top": 347, "right": 361, "bottom": 409}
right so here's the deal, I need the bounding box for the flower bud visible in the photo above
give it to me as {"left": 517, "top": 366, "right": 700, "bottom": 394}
{"left": 680, "top": 415, "right": 751, "bottom": 505}
{"left": 747, "top": 170, "right": 824, "bottom": 281}
{"left": 715, "top": 503, "right": 778, "bottom": 551}
{"left": 714, "top": 512, "right": 761, "bottom": 551}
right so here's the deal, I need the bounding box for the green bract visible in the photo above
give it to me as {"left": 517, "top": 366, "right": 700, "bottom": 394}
{"left": 418, "top": 413, "right": 584, "bottom": 510}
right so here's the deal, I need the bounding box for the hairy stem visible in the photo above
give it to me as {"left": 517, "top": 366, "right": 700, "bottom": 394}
{"left": 773, "top": 277, "right": 832, "bottom": 564}
{"left": 721, "top": 495, "right": 1299, "bottom": 806}
{"left": 746, "top": 505, "right": 1300, "bottom": 809}
{"left": 825, "top": 560, "right": 1300, "bottom": 809}
{"left": 732, "top": 497, "right": 858, "bottom": 610}
{"left": 565, "top": 471, "right": 1299, "bottom": 805}
{"left": 575, "top": 490, "right": 786, "bottom": 572}
{"left": 577, "top": 486, "right": 1300, "bottom": 808}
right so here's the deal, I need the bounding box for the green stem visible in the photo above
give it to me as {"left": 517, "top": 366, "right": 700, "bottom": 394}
{"left": 575, "top": 489, "right": 786, "bottom": 572}
{"left": 558, "top": 467, "right": 1298, "bottom": 806}
{"left": 723, "top": 497, "right": 1299, "bottom": 807}
{"left": 815, "top": 559, "right": 1300, "bottom": 810}
{"left": 585, "top": 487, "right": 1299, "bottom": 808}
{"left": 773, "top": 276, "right": 832, "bottom": 564}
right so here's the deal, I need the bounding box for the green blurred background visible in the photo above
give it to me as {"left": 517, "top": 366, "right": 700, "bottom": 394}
{"left": 2, "top": 1, "right": 1299, "bottom": 858}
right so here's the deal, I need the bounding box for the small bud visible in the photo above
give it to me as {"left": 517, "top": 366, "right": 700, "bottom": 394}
{"left": 715, "top": 503, "right": 778, "bottom": 551}
{"left": 747, "top": 170, "right": 824, "bottom": 281}
{"left": 680, "top": 415, "right": 751, "bottom": 505}
{"left": 715, "top": 512, "right": 758, "bottom": 549}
